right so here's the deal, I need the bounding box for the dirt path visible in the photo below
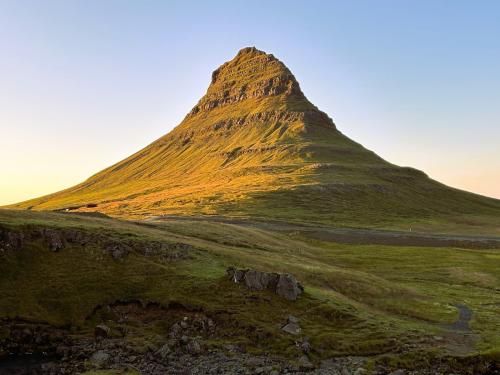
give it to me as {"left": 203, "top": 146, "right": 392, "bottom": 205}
{"left": 440, "top": 304, "right": 479, "bottom": 356}
{"left": 149, "top": 215, "right": 500, "bottom": 249}
{"left": 446, "top": 304, "right": 473, "bottom": 331}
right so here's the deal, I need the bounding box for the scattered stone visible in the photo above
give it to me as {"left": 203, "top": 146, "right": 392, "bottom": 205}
{"left": 299, "top": 354, "right": 314, "bottom": 370}
{"left": 170, "top": 322, "right": 182, "bottom": 339}
{"left": 246, "top": 357, "right": 264, "bottom": 368}
{"left": 90, "top": 350, "right": 110, "bottom": 365}
{"left": 224, "top": 344, "right": 245, "bottom": 353}
{"left": 186, "top": 338, "right": 202, "bottom": 355}
{"left": 282, "top": 321, "right": 301, "bottom": 335}
{"left": 94, "top": 324, "right": 111, "bottom": 341}
{"left": 40, "top": 362, "right": 58, "bottom": 372}
{"left": 255, "top": 366, "right": 274, "bottom": 374}
{"left": 298, "top": 337, "right": 311, "bottom": 353}
{"left": 155, "top": 343, "right": 171, "bottom": 360}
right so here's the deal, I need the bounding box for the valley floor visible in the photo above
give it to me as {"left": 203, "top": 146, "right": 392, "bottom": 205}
{"left": 0, "top": 209, "right": 499, "bottom": 374}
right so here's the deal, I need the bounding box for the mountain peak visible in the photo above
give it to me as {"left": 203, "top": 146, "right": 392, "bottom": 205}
{"left": 233, "top": 46, "right": 269, "bottom": 61}
{"left": 188, "top": 47, "right": 304, "bottom": 117}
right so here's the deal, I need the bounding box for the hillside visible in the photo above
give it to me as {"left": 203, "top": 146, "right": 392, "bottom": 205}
{"left": 9, "top": 47, "right": 500, "bottom": 232}
{"left": 1, "top": 209, "right": 499, "bottom": 373}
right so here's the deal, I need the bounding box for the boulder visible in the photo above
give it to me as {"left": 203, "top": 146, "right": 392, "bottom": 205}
{"left": 261, "top": 271, "right": 279, "bottom": 290}
{"left": 276, "top": 274, "right": 303, "bottom": 301}
{"left": 299, "top": 354, "right": 314, "bottom": 370}
{"left": 282, "top": 315, "right": 301, "bottom": 335}
{"left": 244, "top": 269, "right": 266, "bottom": 290}
{"left": 227, "top": 267, "right": 303, "bottom": 300}
{"left": 180, "top": 319, "right": 189, "bottom": 329}
{"left": 299, "top": 337, "right": 311, "bottom": 353}
{"left": 282, "top": 322, "right": 301, "bottom": 335}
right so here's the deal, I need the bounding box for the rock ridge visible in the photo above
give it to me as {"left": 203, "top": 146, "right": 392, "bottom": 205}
{"left": 0, "top": 225, "right": 192, "bottom": 261}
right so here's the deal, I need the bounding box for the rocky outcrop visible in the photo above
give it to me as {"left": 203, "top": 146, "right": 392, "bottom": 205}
{"left": 0, "top": 230, "right": 25, "bottom": 250}
{"left": 0, "top": 228, "right": 64, "bottom": 252}
{"left": 166, "top": 109, "right": 335, "bottom": 152}
{"left": 2, "top": 311, "right": 496, "bottom": 375}
{"left": 0, "top": 224, "right": 193, "bottom": 261}
{"left": 151, "top": 314, "right": 216, "bottom": 360}
{"left": 105, "top": 243, "right": 130, "bottom": 260}
{"left": 39, "top": 229, "right": 65, "bottom": 251}
{"left": 0, "top": 321, "right": 68, "bottom": 356}
{"left": 227, "top": 267, "right": 304, "bottom": 301}
{"left": 187, "top": 47, "right": 305, "bottom": 118}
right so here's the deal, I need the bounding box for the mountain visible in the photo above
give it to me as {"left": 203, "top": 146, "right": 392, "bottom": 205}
{"left": 2, "top": 47, "right": 500, "bottom": 372}
{"left": 10, "top": 47, "right": 500, "bottom": 231}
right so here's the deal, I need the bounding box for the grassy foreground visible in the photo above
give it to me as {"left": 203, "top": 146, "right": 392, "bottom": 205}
{"left": 1, "top": 209, "right": 499, "bottom": 372}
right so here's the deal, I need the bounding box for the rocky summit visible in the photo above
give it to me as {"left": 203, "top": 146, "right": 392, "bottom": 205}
{"left": 10, "top": 47, "right": 500, "bottom": 231}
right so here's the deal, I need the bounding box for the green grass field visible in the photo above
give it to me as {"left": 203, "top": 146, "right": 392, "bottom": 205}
{"left": 1, "top": 209, "right": 499, "bottom": 371}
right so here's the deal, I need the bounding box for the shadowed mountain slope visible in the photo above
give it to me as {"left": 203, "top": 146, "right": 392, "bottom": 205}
{"left": 10, "top": 47, "right": 500, "bottom": 231}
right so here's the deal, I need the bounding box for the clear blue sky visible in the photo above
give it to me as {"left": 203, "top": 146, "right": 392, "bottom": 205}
{"left": 1, "top": 0, "right": 499, "bottom": 204}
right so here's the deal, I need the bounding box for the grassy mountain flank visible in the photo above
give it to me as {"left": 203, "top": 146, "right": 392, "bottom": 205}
{"left": 9, "top": 47, "right": 500, "bottom": 232}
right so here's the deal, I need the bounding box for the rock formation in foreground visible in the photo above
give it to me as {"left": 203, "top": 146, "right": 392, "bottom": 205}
{"left": 227, "top": 267, "right": 304, "bottom": 301}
